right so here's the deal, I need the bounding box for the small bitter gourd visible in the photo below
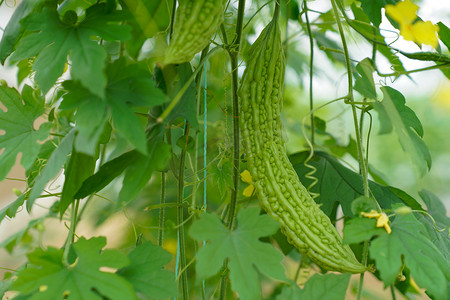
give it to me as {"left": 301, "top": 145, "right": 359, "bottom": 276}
{"left": 164, "top": 0, "right": 228, "bottom": 64}
{"left": 238, "top": 14, "right": 366, "bottom": 274}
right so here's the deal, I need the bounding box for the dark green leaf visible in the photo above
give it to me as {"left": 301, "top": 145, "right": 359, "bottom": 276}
{"left": 10, "top": 237, "right": 137, "bottom": 300}
{"left": 27, "top": 130, "right": 76, "bottom": 211}
{"left": 189, "top": 207, "right": 286, "bottom": 300}
{"left": 359, "top": 0, "right": 397, "bottom": 27}
{"left": 10, "top": 4, "right": 131, "bottom": 96}
{"left": 117, "top": 242, "right": 177, "bottom": 299}
{"left": 373, "top": 87, "right": 431, "bottom": 176}
{"left": 119, "top": 141, "right": 171, "bottom": 204}
{"left": 299, "top": 273, "right": 351, "bottom": 300}
{"left": 289, "top": 151, "right": 422, "bottom": 219}
{"left": 0, "top": 86, "right": 51, "bottom": 181}
{"left": 438, "top": 22, "right": 450, "bottom": 51}
{"left": 419, "top": 189, "right": 450, "bottom": 227}
{"left": 60, "top": 150, "right": 96, "bottom": 215}
{"left": 370, "top": 214, "right": 449, "bottom": 299}
{"left": 75, "top": 150, "right": 140, "bottom": 199}
{"left": 350, "top": 196, "right": 378, "bottom": 216}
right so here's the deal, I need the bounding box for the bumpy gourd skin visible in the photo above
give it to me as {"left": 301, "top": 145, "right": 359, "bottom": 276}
{"left": 238, "top": 19, "right": 366, "bottom": 274}
{"left": 164, "top": 0, "right": 228, "bottom": 64}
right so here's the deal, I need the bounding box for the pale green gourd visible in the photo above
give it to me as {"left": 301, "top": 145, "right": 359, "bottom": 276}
{"left": 164, "top": 0, "right": 228, "bottom": 64}
{"left": 238, "top": 15, "right": 366, "bottom": 274}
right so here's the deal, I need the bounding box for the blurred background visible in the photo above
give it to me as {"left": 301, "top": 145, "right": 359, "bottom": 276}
{"left": 0, "top": 0, "right": 449, "bottom": 299}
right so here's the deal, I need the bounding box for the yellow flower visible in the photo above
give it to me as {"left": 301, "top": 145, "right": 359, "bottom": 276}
{"left": 385, "top": 0, "right": 418, "bottom": 26}
{"left": 361, "top": 210, "right": 392, "bottom": 234}
{"left": 385, "top": 0, "right": 439, "bottom": 49}
{"left": 241, "top": 170, "right": 255, "bottom": 197}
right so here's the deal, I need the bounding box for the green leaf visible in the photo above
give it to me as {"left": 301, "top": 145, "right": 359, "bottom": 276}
{"left": 370, "top": 214, "right": 449, "bottom": 299}
{"left": 189, "top": 207, "right": 286, "bottom": 300}
{"left": 74, "top": 150, "right": 140, "bottom": 199}
{"left": 373, "top": 87, "right": 431, "bottom": 176}
{"left": 11, "top": 237, "right": 138, "bottom": 300}
{"left": 0, "top": 217, "right": 44, "bottom": 253}
{"left": 277, "top": 274, "right": 350, "bottom": 300}
{"left": 120, "top": 0, "right": 172, "bottom": 58}
{"left": 117, "top": 242, "right": 177, "bottom": 299}
{"left": 10, "top": 4, "right": 131, "bottom": 96}
{"left": 0, "top": 85, "right": 51, "bottom": 181}
{"left": 0, "top": 194, "right": 25, "bottom": 223}
{"left": 354, "top": 58, "right": 377, "bottom": 99}
{"left": 289, "top": 151, "right": 422, "bottom": 219}
{"left": 60, "top": 150, "right": 96, "bottom": 216}
{"left": 62, "top": 59, "right": 167, "bottom": 153}
{"left": 359, "top": 0, "right": 397, "bottom": 27}
{"left": 0, "top": 0, "right": 47, "bottom": 64}
{"left": 210, "top": 159, "right": 233, "bottom": 196}
{"left": 166, "top": 63, "right": 199, "bottom": 129}
{"left": 27, "top": 130, "right": 76, "bottom": 211}
{"left": 343, "top": 217, "right": 386, "bottom": 244}
{"left": 419, "top": 189, "right": 450, "bottom": 228}
{"left": 300, "top": 273, "right": 351, "bottom": 300}
{"left": 118, "top": 140, "right": 171, "bottom": 204}
{"left": 438, "top": 22, "right": 450, "bottom": 51}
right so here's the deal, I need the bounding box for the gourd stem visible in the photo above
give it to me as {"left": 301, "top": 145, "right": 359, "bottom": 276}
{"left": 63, "top": 200, "right": 79, "bottom": 266}
{"left": 169, "top": 0, "right": 177, "bottom": 40}
{"left": 158, "top": 172, "right": 166, "bottom": 247}
{"left": 177, "top": 122, "right": 191, "bottom": 300}
{"left": 303, "top": 1, "right": 315, "bottom": 145}
{"left": 219, "top": 0, "right": 246, "bottom": 298}
{"left": 273, "top": 1, "right": 281, "bottom": 21}
{"left": 330, "top": 0, "right": 369, "bottom": 197}
{"left": 330, "top": 1, "right": 369, "bottom": 298}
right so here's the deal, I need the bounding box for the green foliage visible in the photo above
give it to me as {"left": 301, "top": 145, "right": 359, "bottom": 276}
{"left": 345, "top": 214, "right": 449, "bottom": 299}
{"left": 0, "top": 85, "right": 51, "bottom": 181}
{"left": 10, "top": 3, "right": 131, "bottom": 96}
{"left": 117, "top": 242, "right": 178, "bottom": 299}
{"left": 373, "top": 87, "right": 431, "bottom": 176}
{"left": 10, "top": 237, "right": 138, "bottom": 299}
{"left": 0, "top": 0, "right": 449, "bottom": 299}
{"left": 278, "top": 274, "right": 351, "bottom": 300}
{"left": 189, "top": 207, "right": 286, "bottom": 299}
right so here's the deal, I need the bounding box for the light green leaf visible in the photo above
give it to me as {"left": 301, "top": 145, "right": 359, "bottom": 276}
{"left": 373, "top": 87, "right": 431, "bottom": 176}
{"left": 117, "top": 242, "right": 177, "bottom": 299}
{"left": 354, "top": 58, "right": 377, "bottom": 99}
{"left": 0, "top": 86, "right": 51, "bottom": 181}
{"left": 343, "top": 217, "right": 386, "bottom": 245}
{"left": 190, "top": 207, "right": 286, "bottom": 300}
{"left": 27, "top": 130, "right": 76, "bottom": 211}
{"left": 210, "top": 159, "right": 233, "bottom": 196}
{"left": 370, "top": 214, "right": 449, "bottom": 300}
{"left": 10, "top": 4, "right": 131, "bottom": 96}
{"left": 0, "top": 194, "right": 25, "bottom": 224}
{"left": 10, "top": 237, "right": 137, "bottom": 300}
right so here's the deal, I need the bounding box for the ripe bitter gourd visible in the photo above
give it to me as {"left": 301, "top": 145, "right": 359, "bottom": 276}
{"left": 238, "top": 14, "right": 366, "bottom": 274}
{"left": 164, "top": 0, "right": 228, "bottom": 64}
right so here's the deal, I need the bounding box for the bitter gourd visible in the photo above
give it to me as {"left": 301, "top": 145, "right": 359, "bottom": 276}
{"left": 164, "top": 0, "right": 228, "bottom": 64}
{"left": 238, "top": 14, "right": 366, "bottom": 274}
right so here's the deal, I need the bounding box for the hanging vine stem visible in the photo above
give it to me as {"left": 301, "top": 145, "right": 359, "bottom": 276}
{"left": 218, "top": 0, "right": 246, "bottom": 299}
{"left": 329, "top": 1, "right": 370, "bottom": 299}
{"left": 62, "top": 199, "right": 80, "bottom": 266}
{"left": 177, "top": 121, "right": 191, "bottom": 300}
